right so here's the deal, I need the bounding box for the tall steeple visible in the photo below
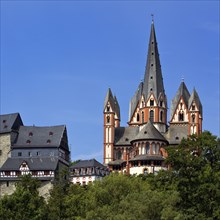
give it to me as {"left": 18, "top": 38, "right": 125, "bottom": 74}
{"left": 142, "top": 20, "right": 165, "bottom": 101}
{"left": 129, "top": 20, "right": 167, "bottom": 133}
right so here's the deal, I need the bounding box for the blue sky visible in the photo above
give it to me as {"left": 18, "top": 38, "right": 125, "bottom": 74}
{"left": 1, "top": 1, "right": 219, "bottom": 162}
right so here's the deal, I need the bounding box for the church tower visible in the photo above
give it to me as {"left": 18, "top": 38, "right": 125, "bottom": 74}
{"left": 169, "top": 81, "right": 203, "bottom": 139}
{"left": 128, "top": 20, "right": 167, "bottom": 133}
{"left": 103, "top": 88, "right": 120, "bottom": 164}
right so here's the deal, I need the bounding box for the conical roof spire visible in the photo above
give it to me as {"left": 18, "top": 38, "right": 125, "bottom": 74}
{"left": 142, "top": 21, "right": 165, "bottom": 100}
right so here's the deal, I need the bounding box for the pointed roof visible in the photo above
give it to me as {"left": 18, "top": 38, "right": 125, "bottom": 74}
{"left": 129, "top": 21, "right": 166, "bottom": 121}
{"left": 129, "top": 81, "right": 143, "bottom": 120}
{"left": 170, "top": 81, "right": 190, "bottom": 119}
{"left": 142, "top": 21, "right": 165, "bottom": 101}
{"left": 131, "top": 121, "right": 168, "bottom": 143}
{"left": 188, "top": 88, "right": 203, "bottom": 117}
{"left": 0, "top": 113, "right": 23, "bottom": 134}
{"left": 104, "top": 88, "right": 120, "bottom": 119}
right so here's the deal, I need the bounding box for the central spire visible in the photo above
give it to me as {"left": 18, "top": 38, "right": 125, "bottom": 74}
{"left": 142, "top": 21, "right": 165, "bottom": 101}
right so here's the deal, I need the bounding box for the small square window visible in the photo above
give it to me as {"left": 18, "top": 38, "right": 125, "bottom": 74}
{"left": 18, "top": 152, "right": 22, "bottom": 156}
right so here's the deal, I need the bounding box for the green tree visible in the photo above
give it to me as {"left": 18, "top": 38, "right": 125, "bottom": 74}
{"left": 151, "top": 131, "right": 220, "bottom": 219}
{"left": 0, "top": 174, "right": 47, "bottom": 220}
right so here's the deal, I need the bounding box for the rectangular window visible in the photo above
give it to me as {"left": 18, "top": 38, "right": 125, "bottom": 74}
{"left": 18, "top": 152, "right": 22, "bottom": 156}
{"left": 0, "top": 150, "right": 2, "bottom": 156}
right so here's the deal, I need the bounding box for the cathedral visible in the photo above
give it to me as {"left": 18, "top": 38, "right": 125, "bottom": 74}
{"left": 103, "top": 20, "right": 203, "bottom": 175}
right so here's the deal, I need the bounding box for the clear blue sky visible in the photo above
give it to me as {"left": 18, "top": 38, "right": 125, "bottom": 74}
{"left": 1, "top": 1, "right": 219, "bottom": 162}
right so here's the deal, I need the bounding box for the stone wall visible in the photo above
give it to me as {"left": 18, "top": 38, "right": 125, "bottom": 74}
{"left": 0, "top": 181, "right": 16, "bottom": 198}
{"left": 0, "top": 133, "right": 11, "bottom": 167}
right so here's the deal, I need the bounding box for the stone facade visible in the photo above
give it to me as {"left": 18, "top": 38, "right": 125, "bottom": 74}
{"left": 0, "top": 133, "right": 11, "bottom": 168}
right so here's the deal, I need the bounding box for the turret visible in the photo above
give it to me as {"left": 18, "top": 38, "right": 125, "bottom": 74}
{"left": 103, "top": 88, "right": 120, "bottom": 164}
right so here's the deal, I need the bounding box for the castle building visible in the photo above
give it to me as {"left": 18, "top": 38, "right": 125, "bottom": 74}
{"left": 0, "top": 113, "right": 70, "bottom": 198}
{"left": 103, "top": 20, "right": 203, "bottom": 175}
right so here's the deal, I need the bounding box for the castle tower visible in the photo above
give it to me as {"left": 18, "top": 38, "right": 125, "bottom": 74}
{"left": 103, "top": 88, "right": 120, "bottom": 164}
{"left": 128, "top": 20, "right": 167, "bottom": 133}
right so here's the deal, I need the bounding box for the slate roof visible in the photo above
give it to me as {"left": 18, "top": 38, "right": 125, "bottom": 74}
{"left": 170, "top": 81, "right": 190, "bottom": 119}
{"left": 188, "top": 88, "right": 203, "bottom": 117}
{"left": 114, "top": 126, "right": 139, "bottom": 146}
{"left": 108, "top": 159, "right": 126, "bottom": 166}
{"left": 104, "top": 88, "right": 120, "bottom": 119}
{"left": 129, "top": 82, "right": 143, "bottom": 120}
{"left": 129, "top": 22, "right": 166, "bottom": 121}
{"left": 129, "top": 154, "right": 165, "bottom": 161}
{"left": 70, "top": 159, "right": 106, "bottom": 169}
{"left": 164, "top": 124, "right": 188, "bottom": 145}
{"left": 142, "top": 21, "right": 165, "bottom": 101}
{"left": 13, "top": 125, "right": 69, "bottom": 150}
{"left": 0, "top": 157, "right": 58, "bottom": 171}
{"left": 0, "top": 113, "right": 23, "bottom": 134}
{"left": 131, "top": 121, "right": 168, "bottom": 143}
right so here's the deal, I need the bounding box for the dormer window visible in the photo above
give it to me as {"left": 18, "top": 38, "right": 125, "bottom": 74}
{"left": 26, "top": 140, "right": 31, "bottom": 144}
{"left": 192, "top": 105, "right": 195, "bottom": 111}
{"left": 160, "top": 101, "right": 163, "bottom": 107}
{"left": 49, "top": 132, "right": 53, "bottom": 136}
{"left": 3, "top": 120, "right": 6, "bottom": 123}
{"left": 150, "top": 99, "right": 154, "bottom": 106}
{"left": 47, "top": 139, "right": 51, "bottom": 144}
{"left": 106, "top": 105, "right": 110, "bottom": 112}
{"left": 29, "top": 132, "right": 33, "bottom": 136}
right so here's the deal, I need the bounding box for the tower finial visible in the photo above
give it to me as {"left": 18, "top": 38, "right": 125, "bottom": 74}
{"left": 181, "top": 75, "right": 184, "bottom": 82}
{"left": 151, "top": 14, "right": 154, "bottom": 23}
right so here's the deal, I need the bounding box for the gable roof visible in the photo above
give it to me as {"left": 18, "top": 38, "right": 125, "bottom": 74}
{"left": 170, "top": 81, "right": 190, "bottom": 119}
{"left": 0, "top": 157, "right": 59, "bottom": 171}
{"left": 70, "top": 159, "right": 106, "bottom": 169}
{"left": 13, "top": 125, "right": 69, "bottom": 150}
{"left": 0, "top": 113, "right": 23, "bottom": 134}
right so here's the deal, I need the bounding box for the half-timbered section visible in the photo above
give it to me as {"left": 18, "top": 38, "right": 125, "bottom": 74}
{"left": 0, "top": 120, "right": 70, "bottom": 198}
{"left": 70, "top": 159, "right": 109, "bottom": 185}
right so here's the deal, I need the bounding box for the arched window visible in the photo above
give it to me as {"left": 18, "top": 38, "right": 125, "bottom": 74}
{"left": 137, "top": 113, "right": 140, "bottom": 122}
{"left": 150, "top": 99, "right": 154, "bottom": 106}
{"left": 150, "top": 110, "right": 154, "bottom": 122}
{"left": 178, "top": 112, "right": 184, "bottom": 121}
{"left": 192, "top": 114, "right": 195, "bottom": 123}
{"left": 106, "top": 116, "right": 110, "bottom": 123}
{"left": 142, "top": 111, "right": 144, "bottom": 123}
{"left": 160, "top": 111, "right": 163, "bottom": 122}
{"left": 117, "top": 151, "right": 122, "bottom": 160}
{"left": 106, "top": 105, "right": 110, "bottom": 112}
{"left": 146, "top": 143, "right": 150, "bottom": 154}
{"left": 152, "top": 143, "right": 156, "bottom": 154}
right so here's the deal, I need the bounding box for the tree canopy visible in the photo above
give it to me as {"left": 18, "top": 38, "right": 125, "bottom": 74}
{"left": 1, "top": 131, "right": 219, "bottom": 220}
